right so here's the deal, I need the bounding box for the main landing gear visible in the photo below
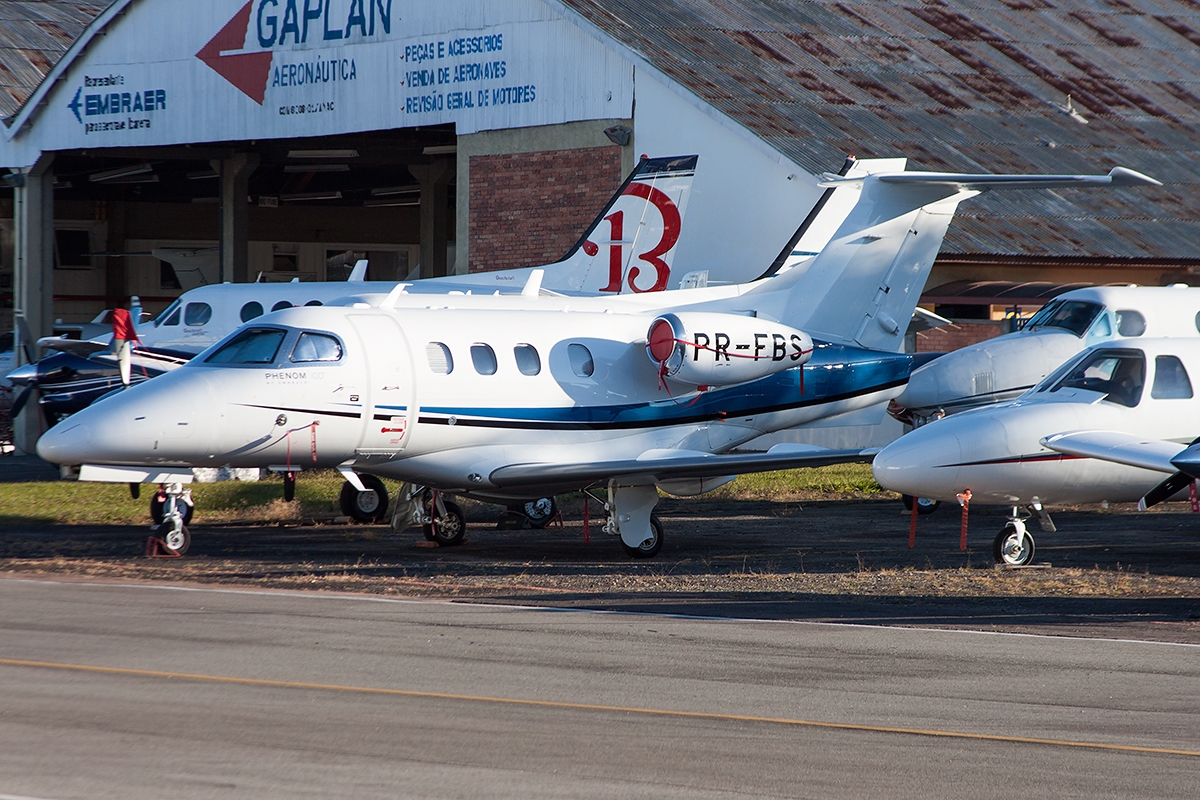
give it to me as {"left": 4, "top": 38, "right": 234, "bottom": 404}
{"left": 993, "top": 501, "right": 1055, "bottom": 567}
{"left": 901, "top": 494, "right": 941, "bottom": 515}
{"left": 389, "top": 483, "right": 467, "bottom": 546}
{"left": 339, "top": 474, "right": 390, "bottom": 523}
{"left": 600, "top": 481, "right": 664, "bottom": 558}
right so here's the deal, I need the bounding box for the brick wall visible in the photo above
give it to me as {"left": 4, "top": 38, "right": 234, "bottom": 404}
{"left": 469, "top": 146, "right": 623, "bottom": 273}
{"left": 914, "top": 320, "right": 1004, "bottom": 352}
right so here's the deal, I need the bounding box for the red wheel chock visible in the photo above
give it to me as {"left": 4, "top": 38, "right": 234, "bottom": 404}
{"left": 144, "top": 536, "right": 182, "bottom": 558}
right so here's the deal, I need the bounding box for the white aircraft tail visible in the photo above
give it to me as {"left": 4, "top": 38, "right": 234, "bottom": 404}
{"left": 749, "top": 166, "right": 1160, "bottom": 351}
{"left": 545, "top": 154, "right": 698, "bottom": 294}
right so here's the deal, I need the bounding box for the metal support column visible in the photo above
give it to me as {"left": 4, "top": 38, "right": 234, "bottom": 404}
{"left": 411, "top": 160, "right": 454, "bottom": 279}
{"left": 214, "top": 152, "right": 259, "bottom": 283}
{"left": 12, "top": 153, "right": 55, "bottom": 454}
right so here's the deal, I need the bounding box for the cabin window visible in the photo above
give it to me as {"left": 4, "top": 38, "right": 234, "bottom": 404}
{"left": 154, "top": 299, "right": 181, "bottom": 327}
{"left": 271, "top": 300, "right": 293, "bottom": 312}
{"left": 305, "top": 300, "right": 323, "bottom": 307}
{"left": 1151, "top": 355, "right": 1193, "bottom": 399}
{"left": 471, "top": 343, "right": 498, "bottom": 375}
{"left": 290, "top": 332, "right": 343, "bottom": 363}
{"left": 184, "top": 302, "right": 212, "bottom": 326}
{"left": 1023, "top": 300, "right": 1103, "bottom": 337}
{"left": 1194, "top": 311, "right": 1200, "bottom": 334}
{"left": 240, "top": 301, "right": 264, "bottom": 322}
{"left": 206, "top": 328, "right": 287, "bottom": 364}
{"left": 1052, "top": 349, "right": 1145, "bottom": 408}
{"left": 568, "top": 343, "right": 595, "bottom": 377}
{"left": 514, "top": 344, "right": 541, "bottom": 375}
{"left": 426, "top": 342, "right": 453, "bottom": 374}
{"left": 1115, "top": 309, "right": 1146, "bottom": 337}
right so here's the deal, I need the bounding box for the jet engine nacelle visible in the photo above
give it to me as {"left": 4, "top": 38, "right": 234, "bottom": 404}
{"left": 646, "top": 312, "right": 813, "bottom": 387}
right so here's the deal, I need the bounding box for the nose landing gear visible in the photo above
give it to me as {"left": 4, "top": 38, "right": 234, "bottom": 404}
{"left": 149, "top": 482, "right": 193, "bottom": 555}
{"left": 993, "top": 501, "right": 1054, "bottom": 567}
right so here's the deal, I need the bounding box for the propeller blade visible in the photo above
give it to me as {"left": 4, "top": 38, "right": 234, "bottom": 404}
{"left": 1139, "top": 470, "right": 1192, "bottom": 510}
{"left": 9, "top": 384, "right": 34, "bottom": 418}
{"left": 15, "top": 317, "right": 36, "bottom": 363}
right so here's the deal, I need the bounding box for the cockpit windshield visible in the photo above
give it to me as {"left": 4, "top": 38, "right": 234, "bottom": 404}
{"left": 206, "top": 328, "right": 287, "bottom": 364}
{"left": 1047, "top": 348, "right": 1145, "bottom": 407}
{"left": 153, "top": 299, "right": 182, "bottom": 328}
{"left": 1023, "top": 300, "right": 1104, "bottom": 337}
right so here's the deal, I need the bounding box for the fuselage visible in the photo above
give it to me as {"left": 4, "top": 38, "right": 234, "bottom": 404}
{"left": 38, "top": 303, "right": 913, "bottom": 498}
{"left": 897, "top": 285, "right": 1200, "bottom": 423}
{"left": 874, "top": 338, "right": 1200, "bottom": 505}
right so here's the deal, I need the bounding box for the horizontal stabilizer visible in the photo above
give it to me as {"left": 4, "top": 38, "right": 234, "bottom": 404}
{"left": 38, "top": 336, "right": 109, "bottom": 357}
{"left": 823, "top": 166, "right": 1160, "bottom": 190}
{"left": 488, "top": 446, "right": 876, "bottom": 489}
{"left": 1040, "top": 431, "right": 1182, "bottom": 473}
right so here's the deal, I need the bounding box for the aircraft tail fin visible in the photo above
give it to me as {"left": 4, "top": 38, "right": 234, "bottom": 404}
{"left": 750, "top": 166, "right": 1159, "bottom": 351}
{"left": 545, "top": 154, "right": 698, "bottom": 294}
{"left": 347, "top": 259, "right": 368, "bottom": 282}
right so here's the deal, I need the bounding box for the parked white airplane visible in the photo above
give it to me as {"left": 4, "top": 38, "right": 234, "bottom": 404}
{"left": 874, "top": 337, "right": 1200, "bottom": 566}
{"left": 36, "top": 163, "right": 1156, "bottom": 557}
{"left": 893, "top": 284, "right": 1199, "bottom": 426}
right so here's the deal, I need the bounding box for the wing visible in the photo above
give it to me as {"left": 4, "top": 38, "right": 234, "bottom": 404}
{"left": 1040, "top": 431, "right": 1185, "bottom": 474}
{"left": 38, "top": 336, "right": 110, "bottom": 357}
{"left": 488, "top": 445, "right": 876, "bottom": 490}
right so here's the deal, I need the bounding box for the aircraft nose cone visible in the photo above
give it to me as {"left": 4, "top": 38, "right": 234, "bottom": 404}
{"left": 36, "top": 419, "right": 93, "bottom": 465}
{"left": 872, "top": 422, "right": 965, "bottom": 502}
{"left": 6, "top": 362, "right": 38, "bottom": 386}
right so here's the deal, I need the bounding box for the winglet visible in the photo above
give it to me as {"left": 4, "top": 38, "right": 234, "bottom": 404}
{"left": 521, "top": 268, "right": 544, "bottom": 297}
{"left": 347, "top": 259, "right": 369, "bottom": 281}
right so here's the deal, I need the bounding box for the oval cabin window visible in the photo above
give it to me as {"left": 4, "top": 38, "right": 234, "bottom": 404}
{"left": 568, "top": 343, "right": 595, "bottom": 377}
{"left": 514, "top": 344, "right": 541, "bottom": 375}
{"left": 426, "top": 342, "right": 453, "bottom": 374}
{"left": 471, "top": 343, "right": 498, "bottom": 375}
{"left": 240, "top": 301, "right": 264, "bottom": 322}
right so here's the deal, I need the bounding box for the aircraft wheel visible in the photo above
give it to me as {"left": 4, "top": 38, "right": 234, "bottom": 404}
{"left": 621, "top": 515, "right": 663, "bottom": 559}
{"left": 517, "top": 497, "right": 558, "bottom": 529}
{"left": 993, "top": 524, "right": 1035, "bottom": 567}
{"left": 162, "top": 524, "right": 191, "bottom": 556}
{"left": 340, "top": 475, "right": 389, "bottom": 523}
{"left": 425, "top": 500, "right": 466, "bottom": 546}
{"left": 150, "top": 496, "right": 193, "bottom": 526}
{"left": 902, "top": 494, "right": 941, "bottom": 515}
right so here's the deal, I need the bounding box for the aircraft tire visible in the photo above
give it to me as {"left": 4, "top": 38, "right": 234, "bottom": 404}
{"left": 516, "top": 497, "right": 558, "bottom": 529}
{"left": 425, "top": 500, "right": 466, "bottom": 546}
{"left": 993, "top": 524, "right": 1035, "bottom": 567}
{"left": 901, "top": 494, "right": 941, "bottom": 515}
{"left": 150, "top": 496, "right": 194, "bottom": 526}
{"left": 162, "top": 524, "right": 191, "bottom": 556}
{"left": 340, "top": 476, "right": 389, "bottom": 523}
{"left": 621, "top": 515, "right": 663, "bottom": 559}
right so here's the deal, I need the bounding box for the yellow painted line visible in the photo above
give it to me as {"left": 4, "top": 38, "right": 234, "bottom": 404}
{"left": 3, "top": 656, "right": 1197, "bottom": 758}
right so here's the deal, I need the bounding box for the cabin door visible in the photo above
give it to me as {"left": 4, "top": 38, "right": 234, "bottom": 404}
{"left": 348, "top": 313, "right": 417, "bottom": 455}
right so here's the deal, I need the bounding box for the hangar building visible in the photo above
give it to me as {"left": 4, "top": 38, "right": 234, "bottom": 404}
{"left": 3, "top": 0, "right": 1200, "bottom": 366}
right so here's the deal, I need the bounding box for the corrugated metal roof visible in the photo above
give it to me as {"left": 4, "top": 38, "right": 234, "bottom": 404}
{"left": 560, "top": 0, "right": 1200, "bottom": 260}
{"left": 0, "top": 1, "right": 112, "bottom": 121}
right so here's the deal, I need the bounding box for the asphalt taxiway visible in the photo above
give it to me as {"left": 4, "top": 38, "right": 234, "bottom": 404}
{"left": 1, "top": 578, "right": 1197, "bottom": 799}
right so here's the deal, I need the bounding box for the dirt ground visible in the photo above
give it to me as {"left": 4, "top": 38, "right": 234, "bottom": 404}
{"left": 3, "top": 496, "right": 1200, "bottom": 644}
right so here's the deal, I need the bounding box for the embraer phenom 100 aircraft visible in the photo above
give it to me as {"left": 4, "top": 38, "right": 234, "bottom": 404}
{"left": 37, "top": 162, "right": 1158, "bottom": 557}
{"left": 874, "top": 338, "right": 1200, "bottom": 566}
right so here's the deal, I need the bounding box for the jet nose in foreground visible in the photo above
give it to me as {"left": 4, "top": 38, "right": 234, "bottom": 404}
{"left": 36, "top": 418, "right": 95, "bottom": 465}
{"left": 871, "top": 420, "right": 966, "bottom": 502}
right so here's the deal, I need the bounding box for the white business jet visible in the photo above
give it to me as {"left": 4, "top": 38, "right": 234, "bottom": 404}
{"left": 36, "top": 163, "right": 1156, "bottom": 557}
{"left": 893, "top": 284, "right": 1199, "bottom": 426}
{"left": 874, "top": 337, "right": 1200, "bottom": 566}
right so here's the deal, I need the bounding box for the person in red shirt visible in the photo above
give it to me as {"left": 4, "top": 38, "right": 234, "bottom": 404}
{"left": 111, "top": 303, "right": 138, "bottom": 387}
